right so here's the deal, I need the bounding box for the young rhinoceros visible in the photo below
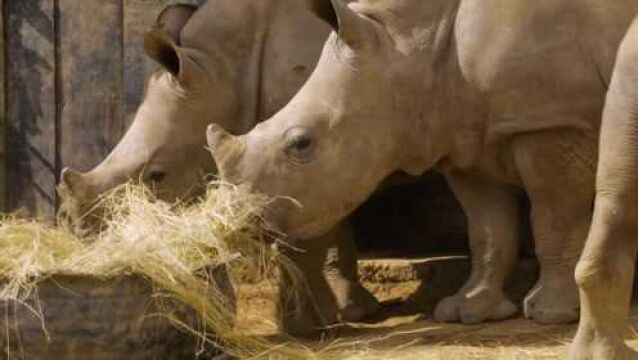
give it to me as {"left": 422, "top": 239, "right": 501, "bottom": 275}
{"left": 570, "top": 17, "right": 638, "bottom": 360}
{"left": 208, "top": 0, "right": 638, "bottom": 325}
{"left": 57, "top": 0, "right": 378, "bottom": 336}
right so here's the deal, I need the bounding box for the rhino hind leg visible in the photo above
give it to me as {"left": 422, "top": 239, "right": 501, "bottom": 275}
{"left": 433, "top": 171, "right": 519, "bottom": 324}
{"left": 513, "top": 129, "right": 597, "bottom": 324}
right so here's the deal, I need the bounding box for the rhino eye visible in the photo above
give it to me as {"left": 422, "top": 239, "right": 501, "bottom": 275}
{"left": 147, "top": 170, "right": 167, "bottom": 183}
{"left": 284, "top": 127, "right": 316, "bottom": 164}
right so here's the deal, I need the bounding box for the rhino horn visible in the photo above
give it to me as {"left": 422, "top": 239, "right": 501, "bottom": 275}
{"left": 59, "top": 168, "right": 87, "bottom": 197}
{"left": 307, "top": 0, "right": 374, "bottom": 48}
{"left": 206, "top": 124, "right": 244, "bottom": 180}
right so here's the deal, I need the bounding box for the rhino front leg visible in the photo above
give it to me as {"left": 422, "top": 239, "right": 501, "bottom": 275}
{"left": 514, "top": 129, "right": 597, "bottom": 324}
{"left": 570, "top": 26, "right": 638, "bottom": 358}
{"left": 434, "top": 171, "right": 519, "bottom": 324}
{"left": 322, "top": 223, "right": 381, "bottom": 322}
{"left": 569, "top": 196, "right": 638, "bottom": 360}
{"left": 277, "top": 222, "right": 380, "bottom": 336}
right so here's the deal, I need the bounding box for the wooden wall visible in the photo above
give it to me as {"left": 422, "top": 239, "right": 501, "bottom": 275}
{"left": 0, "top": 0, "right": 5, "bottom": 212}
{"left": 4, "top": 0, "right": 173, "bottom": 220}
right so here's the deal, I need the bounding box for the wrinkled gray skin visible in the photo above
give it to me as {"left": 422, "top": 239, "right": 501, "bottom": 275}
{"left": 569, "top": 17, "right": 638, "bottom": 360}
{"left": 57, "top": 0, "right": 378, "bottom": 335}
{"left": 208, "top": 0, "right": 638, "bottom": 325}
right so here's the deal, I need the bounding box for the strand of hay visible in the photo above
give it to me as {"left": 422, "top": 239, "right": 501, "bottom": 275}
{"left": 0, "top": 182, "right": 319, "bottom": 359}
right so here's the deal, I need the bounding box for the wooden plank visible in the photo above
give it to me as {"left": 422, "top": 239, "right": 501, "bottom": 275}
{"left": 5, "top": 0, "right": 57, "bottom": 219}
{"left": 58, "top": 0, "right": 125, "bottom": 172}
{"left": 0, "top": 0, "right": 5, "bottom": 212}
{"left": 123, "top": 0, "right": 171, "bottom": 127}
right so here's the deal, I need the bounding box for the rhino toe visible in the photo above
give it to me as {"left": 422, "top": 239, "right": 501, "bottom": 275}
{"left": 433, "top": 295, "right": 462, "bottom": 323}
{"left": 524, "top": 281, "right": 579, "bottom": 324}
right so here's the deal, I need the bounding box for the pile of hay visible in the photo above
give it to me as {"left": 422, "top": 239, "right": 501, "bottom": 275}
{"left": 0, "top": 182, "right": 317, "bottom": 359}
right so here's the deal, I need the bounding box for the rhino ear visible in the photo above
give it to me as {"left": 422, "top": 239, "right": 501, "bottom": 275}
{"left": 307, "top": 0, "right": 373, "bottom": 48}
{"left": 144, "top": 28, "right": 199, "bottom": 85}
{"left": 156, "top": 4, "right": 198, "bottom": 45}
{"left": 306, "top": 0, "right": 340, "bottom": 29}
{"left": 144, "top": 28, "right": 181, "bottom": 76}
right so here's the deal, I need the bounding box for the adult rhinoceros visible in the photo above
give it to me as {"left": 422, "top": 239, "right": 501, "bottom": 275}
{"left": 207, "top": 0, "right": 638, "bottom": 325}
{"left": 570, "top": 16, "right": 638, "bottom": 360}
{"left": 57, "top": 0, "right": 379, "bottom": 335}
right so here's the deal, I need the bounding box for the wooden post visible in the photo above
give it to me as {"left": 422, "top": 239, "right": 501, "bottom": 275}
{"left": 5, "top": 0, "right": 57, "bottom": 219}
{"left": 58, "top": 0, "right": 125, "bottom": 173}
{"left": 0, "top": 0, "right": 5, "bottom": 212}
{"left": 3, "top": 0, "right": 195, "bottom": 218}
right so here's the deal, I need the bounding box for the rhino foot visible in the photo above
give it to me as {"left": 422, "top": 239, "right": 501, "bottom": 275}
{"left": 337, "top": 284, "right": 381, "bottom": 322}
{"left": 279, "top": 286, "right": 380, "bottom": 336}
{"left": 433, "top": 289, "right": 517, "bottom": 324}
{"left": 280, "top": 309, "right": 324, "bottom": 338}
{"left": 524, "top": 280, "right": 579, "bottom": 324}
{"left": 569, "top": 328, "right": 638, "bottom": 360}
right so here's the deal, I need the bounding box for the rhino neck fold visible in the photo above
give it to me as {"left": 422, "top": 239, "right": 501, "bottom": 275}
{"left": 178, "top": 0, "right": 276, "bottom": 136}
{"left": 390, "top": 0, "right": 467, "bottom": 176}
{"left": 234, "top": 0, "right": 330, "bottom": 134}
{"left": 256, "top": 1, "right": 330, "bottom": 122}
{"left": 403, "top": 0, "right": 503, "bottom": 176}
{"left": 236, "top": 1, "right": 273, "bottom": 135}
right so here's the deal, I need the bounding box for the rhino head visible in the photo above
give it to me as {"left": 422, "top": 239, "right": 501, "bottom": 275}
{"left": 59, "top": 4, "right": 237, "bottom": 232}
{"left": 207, "top": 0, "right": 451, "bottom": 239}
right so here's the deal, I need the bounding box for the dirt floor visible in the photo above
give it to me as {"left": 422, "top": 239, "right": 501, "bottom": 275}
{"left": 235, "top": 258, "right": 638, "bottom": 359}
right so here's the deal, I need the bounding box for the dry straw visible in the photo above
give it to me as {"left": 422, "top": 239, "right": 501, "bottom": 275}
{"left": 0, "top": 182, "right": 321, "bottom": 359}
{"left": 0, "top": 181, "right": 576, "bottom": 359}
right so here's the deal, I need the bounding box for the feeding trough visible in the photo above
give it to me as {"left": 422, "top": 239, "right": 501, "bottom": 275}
{"left": 0, "top": 183, "right": 308, "bottom": 359}
{"left": 0, "top": 269, "right": 233, "bottom": 359}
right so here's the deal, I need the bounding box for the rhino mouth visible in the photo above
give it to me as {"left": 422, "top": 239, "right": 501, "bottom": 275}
{"left": 57, "top": 188, "right": 105, "bottom": 238}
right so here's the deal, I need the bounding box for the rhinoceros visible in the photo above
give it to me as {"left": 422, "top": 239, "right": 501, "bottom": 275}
{"left": 57, "top": 0, "right": 379, "bottom": 335}
{"left": 570, "top": 17, "right": 638, "bottom": 360}
{"left": 207, "top": 0, "right": 638, "bottom": 325}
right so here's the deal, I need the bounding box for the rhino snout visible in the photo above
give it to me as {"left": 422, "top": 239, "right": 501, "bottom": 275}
{"left": 60, "top": 167, "right": 81, "bottom": 191}
{"left": 57, "top": 167, "right": 95, "bottom": 235}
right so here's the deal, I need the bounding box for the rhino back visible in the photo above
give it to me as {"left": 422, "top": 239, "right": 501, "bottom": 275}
{"left": 451, "top": 0, "right": 638, "bottom": 142}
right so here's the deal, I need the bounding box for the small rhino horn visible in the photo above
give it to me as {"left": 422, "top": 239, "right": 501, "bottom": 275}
{"left": 206, "top": 124, "right": 243, "bottom": 177}
{"left": 60, "top": 167, "right": 86, "bottom": 195}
